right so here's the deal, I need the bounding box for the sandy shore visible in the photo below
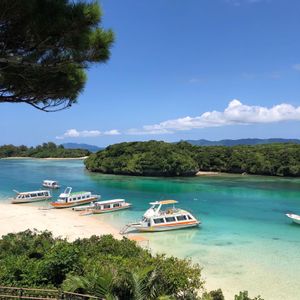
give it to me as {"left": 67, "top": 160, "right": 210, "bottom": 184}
{"left": 196, "top": 171, "right": 220, "bottom": 176}
{"left": 0, "top": 202, "right": 121, "bottom": 241}
{"left": 2, "top": 157, "right": 88, "bottom": 160}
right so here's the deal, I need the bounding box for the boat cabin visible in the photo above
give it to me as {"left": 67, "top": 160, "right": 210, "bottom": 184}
{"left": 16, "top": 190, "right": 51, "bottom": 200}
{"left": 57, "top": 187, "right": 92, "bottom": 204}
{"left": 43, "top": 180, "right": 60, "bottom": 189}
{"left": 94, "top": 199, "right": 127, "bottom": 210}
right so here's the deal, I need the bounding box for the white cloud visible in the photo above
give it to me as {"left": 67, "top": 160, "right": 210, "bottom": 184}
{"left": 128, "top": 99, "right": 300, "bottom": 135}
{"left": 56, "top": 128, "right": 120, "bottom": 139}
{"left": 293, "top": 64, "right": 300, "bottom": 71}
{"left": 104, "top": 129, "right": 120, "bottom": 135}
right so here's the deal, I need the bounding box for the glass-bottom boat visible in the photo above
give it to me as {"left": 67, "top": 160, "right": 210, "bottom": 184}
{"left": 74, "top": 199, "right": 132, "bottom": 215}
{"left": 50, "top": 187, "right": 100, "bottom": 208}
{"left": 121, "top": 200, "right": 200, "bottom": 233}
{"left": 11, "top": 190, "right": 52, "bottom": 204}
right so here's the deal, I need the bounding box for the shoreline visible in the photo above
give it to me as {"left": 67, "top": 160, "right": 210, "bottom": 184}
{"left": 1, "top": 156, "right": 88, "bottom": 160}
{"left": 0, "top": 202, "right": 121, "bottom": 241}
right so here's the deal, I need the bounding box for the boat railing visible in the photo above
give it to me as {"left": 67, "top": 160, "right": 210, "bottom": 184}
{"left": 0, "top": 285, "right": 102, "bottom": 299}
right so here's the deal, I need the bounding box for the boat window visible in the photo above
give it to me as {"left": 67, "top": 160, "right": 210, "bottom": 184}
{"left": 176, "top": 215, "right": 187, "bottom": 221}
{"left": 104, "top": 204, "right": 111, "bottom": 209}
{"left": 113, "top": 203, "right": 120, "bottom": 207}
{"left": 30, "top": 193, "right": 36, "bottom": 197}
{"left": 165, "top": 216, "right": 176, "bottom": 222}
{"left": 153, "top": 218, "right": 165, "bottom": 224}
{"left": 187, "top": 215, "right": 192, "bottom": 220}
{"left": 25, "top": 194, "right": 30, "bottom": 198}
{"left": 72, "top": 197, "right": 76, "bottom": 201}
{"left": 38, "top": 193, "right": 43, "bottom": 196}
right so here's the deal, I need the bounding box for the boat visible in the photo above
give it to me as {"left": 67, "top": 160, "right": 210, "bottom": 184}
{"left": 286, "top": 213, "right": 300, "bottom": 225}
{"left": 120, "top": 200, "right": 200, "bottom": 233}
{"left": 42, "top": 180, "right": 60, "bottom": 189}
{"left": 11, "top": 190, "right": 52, "bottom": 204}
{"left": 50, "top": 187, "right": 100, "bottom": 208}
{"left": 78, "top": 199, "right": 131, "bottom": 215}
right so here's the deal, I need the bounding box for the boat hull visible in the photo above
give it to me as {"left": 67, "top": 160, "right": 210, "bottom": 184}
{"left": 11, "top": 196, "right": 52, "bottom": 204}
{"left": 42, "top": 184, "right": 60, "bottom": 189}
{"left": 135, "top": 221, "right": 200, "bottom": 232}
{"left": 50, "top": 197, "right": 99, "bottom": 209}
{"left": 286, "top": 213, "right": 300, "bottom": 224}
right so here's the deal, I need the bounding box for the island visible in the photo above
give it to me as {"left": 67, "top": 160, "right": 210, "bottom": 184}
{"left": 0, "top": 142, "right": 90, "bottom": 159}
{"left": 85, "top": 140, "right": 300, "bottom": 177}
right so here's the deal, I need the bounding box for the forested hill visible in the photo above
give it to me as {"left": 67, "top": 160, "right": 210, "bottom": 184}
{"left": 85, "top": 141, "right": 300, "bottom": 177}
{"left": 0, "top": 143, "right": 90, "bottom": 158}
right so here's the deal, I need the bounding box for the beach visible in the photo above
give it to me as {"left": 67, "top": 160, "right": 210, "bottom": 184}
{"left": 0, "top": 202, "right": 121, "bottom": 241}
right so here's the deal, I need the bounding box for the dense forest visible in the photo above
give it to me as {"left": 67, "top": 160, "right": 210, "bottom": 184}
{"left": 0, "top": 142, "right": 90, "bottom": 158}
{"left": 0, "top": 230, "right": 262, "bottom": 300}
{"left": 85, "top": 141, "right": 300, "bottom": 177}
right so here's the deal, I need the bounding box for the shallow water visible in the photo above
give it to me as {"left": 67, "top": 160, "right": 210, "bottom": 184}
{"left": 1, "top": 159, "right": 300, "bottom": 299}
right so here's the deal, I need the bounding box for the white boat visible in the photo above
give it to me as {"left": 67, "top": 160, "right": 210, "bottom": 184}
{"left": 77, "top": 199, "right": 131, "bottom": 215}
{"left": 11, "top": 190, "right": 52, "bottom": 204}
{"left": 286, "top": 213, "right": 300, "bottom": 225}
{"left": 50, "top": 187, "right": 100, "bottom": 209}
{"left": 121, "top": 200, "right": 200, "bottom": 233}
{"left": 42, "top": 180, "right": 60, "bottom": 189}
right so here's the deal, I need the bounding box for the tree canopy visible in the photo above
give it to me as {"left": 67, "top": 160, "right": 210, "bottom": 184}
{"left": 0, "top": 142, "right": 90, "bottom": 158}
{"left": 85, "top": 141, "right": 300, "bottom": 177}
{"left": 0, "top": 0, "right": 114, "bottom": 111}
{"left": 0, "top": 230, "right": 263, "bottom": 300}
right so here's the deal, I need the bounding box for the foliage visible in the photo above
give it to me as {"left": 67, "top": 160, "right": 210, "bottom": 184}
{"left": 0, "top": 230, "right": 204, "bottom": 299}
{"left": 0, "top": 0, "right": 114, "bottom": 111}
{"left": 0, "top": 142, "right": 90, "bottom": 158}
{"left": 85, "top": 141, "right": 199, "bottom": 176}
{"left": 234, "top": 291, "right": 264, "bottom": 300}
{"left": 85, "top": 141, "right": 300, "bottom": 177}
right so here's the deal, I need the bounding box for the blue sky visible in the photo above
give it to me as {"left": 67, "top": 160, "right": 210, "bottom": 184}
{"left": 1, "top": 0, "right": 300, "bottom": 146}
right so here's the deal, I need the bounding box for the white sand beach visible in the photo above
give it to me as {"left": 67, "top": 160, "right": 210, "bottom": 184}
{"left": 2, "top": 157, "right": 88, "bottom": 160}
{"left": 0, "top": 202, "right": 121, "bottom": 240}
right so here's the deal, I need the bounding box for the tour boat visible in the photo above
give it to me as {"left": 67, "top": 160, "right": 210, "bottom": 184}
{"left": 78, "top": 199, "right": 132, "bottom": 215}
{"left": 42, "top": 180, "right": 60, "bottom": 189}
{"left": 11, "top": 190, "right": 52, "bottom": 204}
{"left": 121, "top": 200, "right": 200, "bottom": 233}
{"left": 50, "top": 187, "right": 100, "bottom": 208}
{"left": 286, "top": 213, "right": 300, "bottom": 225}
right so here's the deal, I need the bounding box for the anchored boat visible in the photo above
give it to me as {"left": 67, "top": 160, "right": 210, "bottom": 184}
{"left": 121, "top": 200, "right": 200, "bottom": 233}
{"left": 286, "top": 213, "right": 300, "bottom": 225}
{"left": 50, "top": 187, "right": 100, "bottom": 208}
{"left": 74, "top": 199, "right": 131, "bottom": 214}
{"left": 42, "top": 180, "right": 60, "bottom": 189}
{"left": 11, "top": 190, "right": 52, "bottom": 204}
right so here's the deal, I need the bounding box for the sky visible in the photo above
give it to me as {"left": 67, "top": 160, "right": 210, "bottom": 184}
{"left": 1, "top": 0, "right": 300, "bottom": 146}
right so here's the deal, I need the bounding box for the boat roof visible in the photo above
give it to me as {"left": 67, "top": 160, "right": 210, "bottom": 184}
{"left": 17, "top": 190, "right": 50, "bottom": 194}
{"left": 95, "top": 199, "right": 125, "bottom": 205}
{"left": 150, "top": 200, "right": 178, "bottom": 205}
{"left": 70, "top": 191, "right": 90, "bottom": 196}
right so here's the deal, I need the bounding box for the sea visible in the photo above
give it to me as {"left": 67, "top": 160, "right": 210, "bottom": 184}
{"left": 0, "top": 158, "right": 300, "bottom": 300}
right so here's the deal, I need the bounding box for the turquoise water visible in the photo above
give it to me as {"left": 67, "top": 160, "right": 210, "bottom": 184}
{"left": 1, "top": 159, "right": 300, "bottom": 299}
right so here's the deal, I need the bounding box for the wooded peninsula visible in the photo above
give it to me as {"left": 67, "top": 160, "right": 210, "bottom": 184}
{"left": 0, "top": 143, "right": 90, "bottom": 159}
{"left": 85, "top": 141, "right": 300, "bottom": 177}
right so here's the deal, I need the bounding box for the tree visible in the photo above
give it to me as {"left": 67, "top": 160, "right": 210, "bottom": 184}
{"left": 0, "top": 0, "right": 114, "bottom": 111}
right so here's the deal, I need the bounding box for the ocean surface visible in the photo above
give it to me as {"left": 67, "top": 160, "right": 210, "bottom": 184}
{"left": 1, "top": 159, "right": 300, "bottom": 300}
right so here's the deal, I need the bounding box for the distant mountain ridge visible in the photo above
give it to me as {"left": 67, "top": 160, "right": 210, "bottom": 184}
{"left": 62, "top": 143, "right": 103, "bottom": 152}
{"left": 185, "top": 138, "right": 300, "bottom": 146}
